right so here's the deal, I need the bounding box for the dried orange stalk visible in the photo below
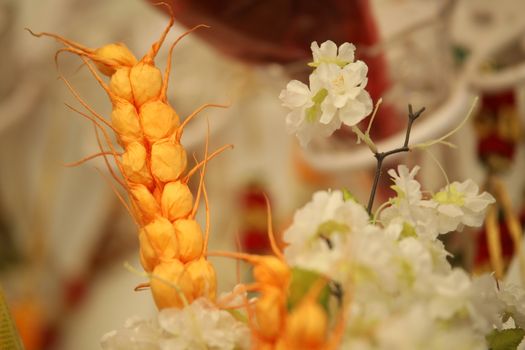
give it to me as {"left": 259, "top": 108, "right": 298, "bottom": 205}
{"left": 30, "top": 12, "right": 231, "bottom": 310}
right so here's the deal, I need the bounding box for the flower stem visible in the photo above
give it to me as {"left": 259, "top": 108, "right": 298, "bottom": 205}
{"left": 365, "top": 104, "right": 425, "bottom": 215}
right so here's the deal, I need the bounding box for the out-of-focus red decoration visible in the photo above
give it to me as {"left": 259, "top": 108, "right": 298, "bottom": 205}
{"left": 149, "top": 0, "right": 398, "bottom": 139}
{"left": 473, "top": 89, "right": 524, "bottom": 273}
{"left": 238, "top": 182, "right": 271, "bottom": 254}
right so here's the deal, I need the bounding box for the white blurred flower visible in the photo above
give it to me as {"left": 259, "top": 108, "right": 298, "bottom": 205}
{"left": 310, "top": 40, "right": 355, "bottom": 68}
{"left": 101, "top": 299, "right": 250, "bottom": 350}
{"left": 283, "top": 190, "right": 370, "bottom": 281}
{"left": 424, "top": 179, "right": 495, "bottom": 234}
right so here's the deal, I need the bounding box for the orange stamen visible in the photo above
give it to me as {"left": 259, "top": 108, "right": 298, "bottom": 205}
{"left": 183, "top": 144, "right": 233, "bottom": 182}
{"left": 176, "top": 103, "right": 229, "bottom": 141}
{"left": 59, "top": 75, "right": 116, "bottom": 132}
{"left": 160, "top": 24, "right": 210, "bottom": 101}
{"left": 142, "top": 2, "right": 174, "bottom": 64}
{"left": 63, "top": 151, "right": 120, "bottom": 167}
{"left": 263, "top": 193, "right": 285, "bottom": 261}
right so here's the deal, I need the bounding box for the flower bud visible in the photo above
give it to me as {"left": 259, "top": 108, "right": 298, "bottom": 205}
{"left": 255, "top": 287, "right": 285, "bottom": 340}
{"left": 253, "top": 256, "right": 291, "bottom": 288}
{"left": 150, "top": 259, "right": 194, "bottom": 309}
{"left": 130, "top": 183, "right": 160, "bottom": 224}
{"left": 130, "top": 62, "right": 162, "bottom": 106}
{"left": 110, "top": 67, "right": 133, "bottom": 102}
{"left": 186, "top": 257, "right": 216, "bottom": 300}
{"left": 140, "top": 100, "right": 180, "bottom": 142}
{"left": 161, "top": 181, "right": 193, "bottom": 221}
{"left": 121, "top": 141, "right": 153, "bottom": 187}
{"left": 174, "top": 219, "right": 203, "bottom": 262}
{"left": 111, "top": 99, "right": 142, "bottom": 145}
{"left": 285, "top": 299, "right": 328, "bottom": 347}
{"left": 93, "top": 43, "right": 137, "bottom": 76}
{"left": 151, "top": 140, "right": 187, "bottom": 182}
{"left": 139, "top": 217, "right": 179, "bottom": 259}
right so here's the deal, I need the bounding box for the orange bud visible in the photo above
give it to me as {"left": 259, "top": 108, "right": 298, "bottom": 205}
{"left": 129, "top": 62, "right": 162, "bottom": 106}
{"left": 93, "top": 43, "right": 137, "bottom": 76}
{"left": 285, "top": 299, "right": 328, "bottom": 348}
{"left": 140, "top": 100, "right": 180, "bottom": 142}
{"left": 255, "top": 287, "right": 285, "bottom": 340}
{"left": 139, "top": 216, "right": 179, "bottom": 259}
{"left": 130, "top": 184, "right": 160, "bottom": 224}
{"left": 111, "top": 99, "right": 142, "bottom": 145}
{"left": 173, "top": 219, "right": 203, "bottom": 262}
{"left": 150, "top": 140, "right": 187, "bottom": 182}
{"left": 110, "top": 67, "right": 133, "bottom": 102}
{"left": 253, "top": 256, "right": 291, "bottom": 289}
{"left": 186, "top": 257, "right": 217, "bottom": 300}
{"left": 150, "top": 259, "right": 194, "bottom": 309}
{"left": 139, "top": 231, "right": 157, "bottom": 272}
{"left": 161, "top": 181, "right": 193, "bottom": 221}
{"left": 121, "top": 141, "right": 153, "bottom": 187}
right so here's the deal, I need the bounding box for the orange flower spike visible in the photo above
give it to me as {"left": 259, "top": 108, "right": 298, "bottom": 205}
{"left": 110, "top": 98, "right": 143, "bottom": 146}
{"left": 150, "top": 259, "right": 195, "bottom": 309}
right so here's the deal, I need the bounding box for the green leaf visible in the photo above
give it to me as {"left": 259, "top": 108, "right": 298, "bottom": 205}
{"left": 0, "top": 287, "right": 24, "bottom": 350}
{"left": 342, "top": 188, "right": 357, "bottom": 202}
{"left": 287, "top": 268, "right": 330, "bottom": 313}
{"left": 486, "top": 328, "right": 525, "bottom": 350}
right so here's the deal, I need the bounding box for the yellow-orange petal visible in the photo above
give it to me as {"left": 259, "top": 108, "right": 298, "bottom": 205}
{"left": 285, "top": 299, "right": 328, "bottom": 348}
{"left": 150, "top": 259, "right": 194, "bottom": 309}
{"left": 255, "top": 287, "right": 285, "bottom": 340}
{"left": 253, "top": 256, "right": 291, "bottom": 289}
{"left": 130, "top": 62, "right": 162, "bottom": 106}
{"left": 121, "top": 141, "right": 153, "bottom": 187}
{"left": 110, "top": 67, "right": 133, "bottom": 102}
{"left": 94, "top": 43, "right": 137, "bottom": 76}
{"left": 173, "top": 219, "right": 203, "bottom": 263}
{"left": 160, "top": 181, "right": 193, "bottom": 222}
{"left": 130, "top": 183, "right": 160, "bottom": 224}
{"left": 150, "top": 140, "right": 187, "bottom": 182}
{"left": 111, "top": 99, "right": 142, "bottom": 145}
{"left": 140, "top": 100, "right": 180, "bottom": 142}
{"left": 186, "top": 257, "right": 216, "bottom": 300}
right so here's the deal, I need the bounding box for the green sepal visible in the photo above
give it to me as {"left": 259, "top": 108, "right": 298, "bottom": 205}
{"left": 342, "top": 188, "right": 357, "bottom": 202}
{"left": 287, "top": 268, "right": 330, "bottom": 313}
{"left": 486, "top": 328, "right": 525, "bottom": 350}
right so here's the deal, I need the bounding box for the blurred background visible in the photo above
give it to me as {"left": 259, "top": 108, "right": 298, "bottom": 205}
{"left": 0, "top": 0, "right": 524, "bottom": 348}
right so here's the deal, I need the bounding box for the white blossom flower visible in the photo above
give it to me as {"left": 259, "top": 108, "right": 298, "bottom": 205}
{"left": 279, "top": 76, "right": 342, "bottom": 146}
{"left": 424, "top": 179, "right": 495, "bottom": 234}
{"left": 280, "top": 40, "right": 372, "bottom": 146}
{"left": 310, "top": 40, "right": 355, "bottom": 68}
{"left": 380, "top": 165, "right": 439, "bottom": 239}
{"left": 315, "top": 61, "right": 372, "bottom": 126}
{"left": 101, "top": 299, "right": 250, "bottom": 350}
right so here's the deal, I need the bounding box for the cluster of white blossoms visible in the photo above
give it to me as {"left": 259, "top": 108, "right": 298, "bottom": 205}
{"left": 279, "top": 41, "right": 373, "bottom": 146}
{"left": 101, "top": 298, "right": 250, "bottom": 350}
{"left": 282, "top": 168, "right": 525, "bottom": 349}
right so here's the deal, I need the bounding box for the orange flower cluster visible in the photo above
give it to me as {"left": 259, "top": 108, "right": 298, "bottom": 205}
{"left": 31, "top": 16, "right": 228, "bottom": 310}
